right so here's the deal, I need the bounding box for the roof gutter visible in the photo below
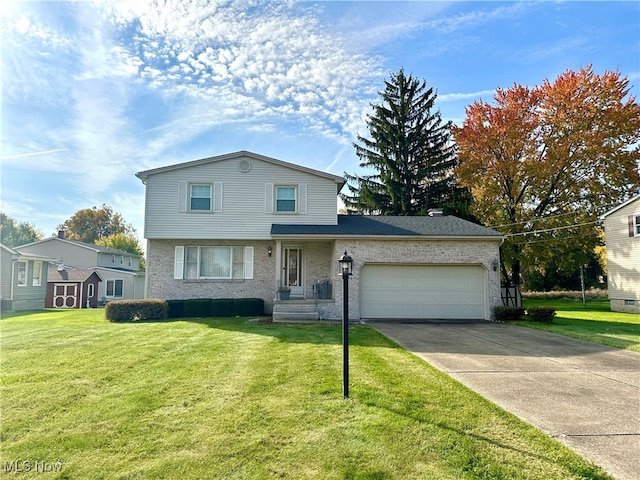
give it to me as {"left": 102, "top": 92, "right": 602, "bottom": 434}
{"left": 269, "top": 234, "right": 505, "bottom": 241}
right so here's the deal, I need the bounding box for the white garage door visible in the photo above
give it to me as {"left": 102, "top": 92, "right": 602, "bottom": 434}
{"left": 360, "top": 264, "right": 486, "bottom": 320}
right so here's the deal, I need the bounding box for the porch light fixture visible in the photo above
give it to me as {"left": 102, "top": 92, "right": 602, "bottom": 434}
{"left": 492, "top": 258, "right": 499, "bottom": 272}
{"left": 338, "top": 250, "right": 353, "bottom": 398}
{"left": 268, "top": 246, "right": 272, "bottom": 257}
{"left": 339, "top": 250, "right": 353, "bottom": 276}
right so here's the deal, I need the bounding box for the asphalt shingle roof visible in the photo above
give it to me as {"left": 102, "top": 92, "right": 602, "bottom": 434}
{"left": 48, "top": 268, "right": 101, "bottom": 283}
{"left": 271, "top": 215, "right": 503, "bottom": 238}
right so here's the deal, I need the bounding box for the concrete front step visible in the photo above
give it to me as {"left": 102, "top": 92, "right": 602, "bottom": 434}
{"left": 272, "top": 300, "right": 319, "bottom": 322}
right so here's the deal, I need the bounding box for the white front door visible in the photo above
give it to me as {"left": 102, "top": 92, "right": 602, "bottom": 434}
{"left": 284, "top": 248, "right": 304, "bottom": 297}
{"left": 54, "top": 284, "right": 78, "bottom": 308}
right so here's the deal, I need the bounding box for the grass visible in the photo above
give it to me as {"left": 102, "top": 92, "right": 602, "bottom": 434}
{"left": 1, "top": 309, "right": 613, "bottom": 480}
{"left": 519, "top": 298, "right": 640, "bottom": 352}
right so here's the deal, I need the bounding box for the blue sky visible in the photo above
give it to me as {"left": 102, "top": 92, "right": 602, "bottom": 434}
{"left": 1, "top": 0, "right": 639, "bottom": 244}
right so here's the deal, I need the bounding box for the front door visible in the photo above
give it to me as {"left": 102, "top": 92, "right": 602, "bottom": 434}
{"left": 284, "top": 247, "right": 304, "bottom": 297}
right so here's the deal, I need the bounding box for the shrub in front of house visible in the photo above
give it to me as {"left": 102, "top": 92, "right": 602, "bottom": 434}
{"left": 233, "top": 298, "right": 264, "bottom": 316}
{"left": 527, "top": 307, "right": 556, "bottom": 323}
{"left": 184, "top": 298, "right": 212, "bottom": 317}
{"left": 167, "top": 299, "right": 185, "bottom": 318}
{"left": 493, "top": 306, "right": 525, "bottom": 322}
{"left": 211, "top": 298, "right": 234, "bottom": 317}
{"left": 106, "top": 299, "right": 168, "bottom": 322}
{"left": 166, "top": 298, "right": 265, "bottom": 318}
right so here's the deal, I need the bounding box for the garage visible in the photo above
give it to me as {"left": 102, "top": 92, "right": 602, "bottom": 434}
{"left": 360, "top": 264, "right": 487, "bottom": 320}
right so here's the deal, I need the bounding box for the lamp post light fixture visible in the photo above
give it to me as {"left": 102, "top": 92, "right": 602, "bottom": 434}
{"left": 338, "top": 250, "right": 353, "bottom": 398}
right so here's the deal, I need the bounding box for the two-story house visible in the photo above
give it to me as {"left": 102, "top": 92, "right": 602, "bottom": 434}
{"left": 136, "top": 151, "right": 503, "bottom": 321}
{"left": 1, "top": 243, "right": 55, "bottom": 311}
{"left": 15, "top": 234, "right": 145, "bottom": 308}
{"left": 601, "top": 194, "right": 640, "bottom": 313}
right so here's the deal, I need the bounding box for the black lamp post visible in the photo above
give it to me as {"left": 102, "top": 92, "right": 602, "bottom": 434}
{"left": 338, "top": 250, "right": 353, "bottom": 398}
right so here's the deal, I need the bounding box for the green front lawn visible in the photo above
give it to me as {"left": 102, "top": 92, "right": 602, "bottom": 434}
{"left": 1, "top": 310, "right": 611, "bottom": 479}
{"left": 520, "top": 299, "right": 640, "bottom": 352}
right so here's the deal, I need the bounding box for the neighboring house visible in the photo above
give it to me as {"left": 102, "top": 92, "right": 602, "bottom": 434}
{"left": 136, "top": 151, "right": 503, "bottom": 321}
{"left": 15, "top": 234, "right": 145, "bottom": 306}
{"left": 601, "top": 194, "right": 640, "bottom": 313}
{"left": 0, "top": 243, "right": 55, "bottom": 311}
{"left": 47, "top": 266, "right": 103, "bottom": 308}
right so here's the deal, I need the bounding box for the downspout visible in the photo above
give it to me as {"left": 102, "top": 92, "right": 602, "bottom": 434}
{"left": 10, "top": 259, "right": 17, "bottom": 301}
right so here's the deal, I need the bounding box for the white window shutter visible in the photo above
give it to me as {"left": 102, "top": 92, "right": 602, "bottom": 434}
{"left": 299, "top": 183, "right": 307, "bottom": 214}
{"left": 213, "top": 182, "right": 223, "bottom": 213}
{"left": 265, "top": 183, "right": 273, "bottom": 213}
{"left": 174, "top": 246, "right": 184, "bottom": 279}
{"left": 244, "top": 246, "right": 254, "bottom": 279}
{"left": 178, "top": 181, "right": 187, "bottom": 212}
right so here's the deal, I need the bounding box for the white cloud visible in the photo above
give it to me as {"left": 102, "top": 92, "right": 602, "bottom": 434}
{"left": 439, "top": 89, "right": 496, "bottom": 103}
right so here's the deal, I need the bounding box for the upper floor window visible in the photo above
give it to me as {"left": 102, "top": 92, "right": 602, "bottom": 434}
{"left": 276, "top": 186, "right": 296, "bottom": 213}
{"left": 190, "top": 184, "right": 211, "bottom": 211}
{"left": 634, "top": 214, "right": 640, "bottom": 236}
{"left": 17, "top": 261, "right": 27, "bottom": 286}
{"left": 32, "top": 261, "right": 42, "bottom": 286}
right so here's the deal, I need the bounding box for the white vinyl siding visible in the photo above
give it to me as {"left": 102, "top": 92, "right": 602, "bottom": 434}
{"left": 176, "top": 245, "right": 254, "bottom": 280}
{"left": 142, "top": 156, "right": 338, "bottom": 240}
{"left": 605, "top": 199, "right": 640, "bottom": 302}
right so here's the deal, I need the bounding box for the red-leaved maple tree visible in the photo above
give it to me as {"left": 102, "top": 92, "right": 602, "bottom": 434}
{"left": 453, "top": 66, "right": 640, "bottom": 285}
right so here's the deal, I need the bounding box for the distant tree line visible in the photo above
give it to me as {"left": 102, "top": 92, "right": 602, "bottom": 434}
{"left": 1, "top": 205, "right": 145, "bottom": 269}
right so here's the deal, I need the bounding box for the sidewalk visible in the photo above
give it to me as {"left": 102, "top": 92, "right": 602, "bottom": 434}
{"left": 369, "top": 320, "right": 640, "bottom": 480}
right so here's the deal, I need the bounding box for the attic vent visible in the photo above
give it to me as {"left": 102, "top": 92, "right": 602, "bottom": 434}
{"left": 428, "top": 209, "right": 444, "bottom": 217}
{"left": 238, "top": 159, "right": 252, "bottom": 173}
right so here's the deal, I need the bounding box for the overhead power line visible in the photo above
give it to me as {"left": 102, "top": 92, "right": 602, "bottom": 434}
{"left": 488, "top": 211, "right": 586, "bottom": 229}
{"left": 503, "top": 220, "right": 601, "bottom": 238}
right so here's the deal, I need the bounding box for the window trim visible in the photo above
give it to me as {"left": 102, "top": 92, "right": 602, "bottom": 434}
{"left": 17, "top": 261, "right": 27, "bottom": 286}
{"left": 275, "top": 185, "right": 297, "bottom": 213}
{"left": 105, "top": 279, "right": 124, "bottom": 298}
{"left": 88, "top": 284, "right": 95, "bottom": 298}
{"left": 634, "top": 213, "right": 640, "bottom": 237}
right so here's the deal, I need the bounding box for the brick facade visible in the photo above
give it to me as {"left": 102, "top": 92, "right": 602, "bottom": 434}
{"left": 321, "top": 239, "right": 501, "bottom": 321}
{"left": 147, "top": 237, "right": 501, "bottom": 321}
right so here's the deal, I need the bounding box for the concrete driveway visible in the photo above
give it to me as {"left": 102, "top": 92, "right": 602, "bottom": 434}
{"left": 369, "top": 320, "right": 640, "bottom": 480}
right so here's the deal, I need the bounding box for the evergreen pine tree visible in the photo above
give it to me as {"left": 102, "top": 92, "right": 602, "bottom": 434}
{"left": 342, "top": 69, "right": 469, "bottom": 217}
